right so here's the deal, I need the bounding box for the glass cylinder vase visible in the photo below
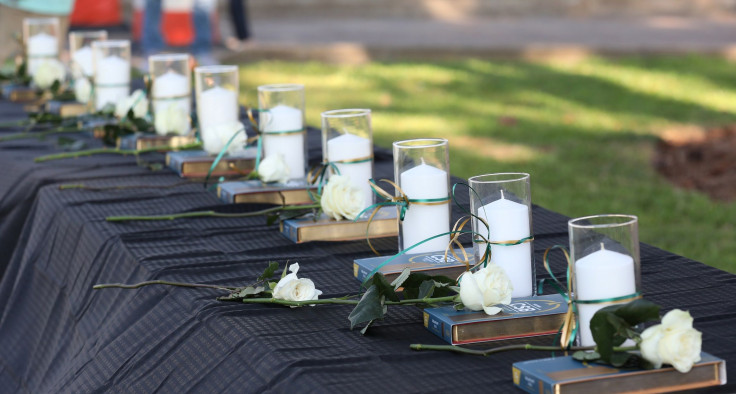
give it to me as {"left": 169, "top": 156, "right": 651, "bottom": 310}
{"left": 569, "top": 214, "right": 641, "bottom": 347}
{"left": 23, "top": 17, "right": 60, "bottom": 76}
{"left": 69, "top": 30, "right": 107, "bottom": 78}
{"left": 92, "top": 40, "right": 131, "bottom": 110}
{"left": 321, "top": 109, "right": 374, "bottom": 210}
{"left": 194, "top": 65, "right": 239, "bottom": 152}
{"left": 258, "top": 84, "right": 306, "bottom": 181}
{"left": 469, "top": 173, "right": 534, "bottom": 297}
{"left": 392, "top": 138, "right": 450, "bottom": 254}
{"left": 150, "top": 53, "right": 191, "bottom": 136}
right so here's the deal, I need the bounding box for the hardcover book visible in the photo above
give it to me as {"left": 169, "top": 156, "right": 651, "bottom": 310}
{"left": 280, "top": 206, "right": 398, "bottom": 243}
{"left": 118, "top": 133, "right": 197, "bottom": 150}
{"left": 354, "top": 248, "right": 472, "bottom": 283}
{"left": 218, "top": 180, "right": 317, "bottom": 205}
{"left": 166, "top": 149, "right": 256, "bottom": 179}
{"left": 1, "top": 84, "right": 36, "bottom": 102}
{"left": 512, "top": 353, "right": 726, "bottom": 394}
{"left": 45, "top": 100, "right": 87, "bottom": 117}
{"left": 423, "top": 294, "right": 568, "bottom": 345}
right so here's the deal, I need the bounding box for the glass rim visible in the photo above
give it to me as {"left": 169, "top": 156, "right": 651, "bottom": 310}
{"left": 393, "top": 138, "right": 448, "bottom": 149}
{"left": 149, "top": 53, "right": 190, "bottom": 62}
{"left": 69, "top": 30, "right": 107, "bottom": 39}
{"left": 468, "top": 172, "right": 530, "bottom": 184}
{"left": 257, "top": 83, "right": 304, "bottom": 92}
{"left": 568, "top": 214, "right": 638, "bottom": 229}
{"left": 194, "top": 65, "right": 238, "bottom": 74}
{"left": 24, "top": 17, "right": 59, "bottom": 25}
{"left": 91, "top": 39, "right": 130, "bottom": 49}
{"left": 321, "top": 108, "right": 371, "bottom": 118}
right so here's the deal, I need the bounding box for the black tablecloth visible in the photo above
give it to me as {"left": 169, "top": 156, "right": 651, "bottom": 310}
{"left": 0, "top": 99, "right": 734, "bottom": 393}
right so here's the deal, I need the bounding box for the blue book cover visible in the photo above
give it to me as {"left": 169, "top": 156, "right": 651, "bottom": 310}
{"left": 512, "top": 353, "right": 726, "bottom": 394}
{"left": 423, "top": 294, "right": 568, "bottom": 345}
{"left": 166, "top": 149, "right": 256, "bottom": 178}
{"left": 354, "top": 248, "right": 473, "bottom": 283}
{"left": 218, "top": 180, "right": 316, "bottom": 205}
{"left": 281, "top": 206, "right": 397, "bottom": 244}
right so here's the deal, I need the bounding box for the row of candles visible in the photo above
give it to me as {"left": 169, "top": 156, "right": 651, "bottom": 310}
{"left": 21, "top": 18, "right": 639, "bottom": 348}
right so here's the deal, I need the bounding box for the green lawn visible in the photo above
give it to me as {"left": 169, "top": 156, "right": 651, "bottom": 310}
{"left": 237, "top": 56, "right": 736, "bottom": 273}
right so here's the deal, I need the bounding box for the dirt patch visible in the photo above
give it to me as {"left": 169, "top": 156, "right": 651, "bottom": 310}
{"left": 654, "top": 125, "right": 736, "bottom": 201}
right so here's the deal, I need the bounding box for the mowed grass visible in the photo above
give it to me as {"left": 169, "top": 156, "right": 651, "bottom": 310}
{"left": 238, "top": 56, "right": 736, "bottom": 273}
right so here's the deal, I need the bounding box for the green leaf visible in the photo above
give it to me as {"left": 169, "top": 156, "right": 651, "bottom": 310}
{"left": 360, "top": 319, "right": 375, "bottom": 335}
{"left": 453, "top": 302, "right": 465, "bottom": 311}
{"left": 390, "top": 268, "right": 411, "bottom": 291}
{"left": 266, "top": 214, "right": 279, "bottom": 226}
{"left": 348, "top": 285, "right": 386, "bottom": 330}
{"left": 610, "top": 351, "right": 639, "bottom": 368}
{"left": 590, "top": 309, "right": 617, "bottom": 363}
{"left": 365, "top": 272, "right": 399, "bottom": 302}
{"left": 613, "top": 299, "right": 661, "bottom": 327}
{"left": 418, "top": 280, "right": 436, "bottom": 300}
{"left": 237, "top": 286, "right": 265, "bottom": 298}
{"left": 401, "top": 273, "right": 455, "bottom": 299}
{"left": 572, "top": 350, "right": 600, "bottom": 362}
{"left": 258, "top": 261, "right": 280, "bottom": 281}
{"left": 281, "top": 263, "right": 289, "bottom": 279}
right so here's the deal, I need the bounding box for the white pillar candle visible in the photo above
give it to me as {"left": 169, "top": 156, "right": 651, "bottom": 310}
{"left": 575, "top": 244, "right": 636, "bottom": 346}
{"left": 71, "top": 46, "right": 94, "bottom": 77}
{"left": 400, "top": 162, "right": 450, "bottom": 254}
{"left": 477, "top": 192, "right": 533, "bottom": 297}
{"left": 27, "top": 32, "right": 58, "bottom": 75}
{"left": 262, "top": 104, "right": 305, "bottom": 180}
{"left": 198, "top": 86, "right": 238, "bottom": 132}
{"left": 327, "top": 133, "right": 373, "bottom": 209}
{"left": 95, "top": 55, "right": 130, "bottom": 110}
{"left": 152, "top": 70, "right": 191, "bottom": 134}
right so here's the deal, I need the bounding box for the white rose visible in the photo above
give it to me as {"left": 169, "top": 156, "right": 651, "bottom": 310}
{"left": 458, "top": 264, "right": 513, "bottom": 315}
{"left": 272, "top": 263, "right": 322, "bottom": 304}
{"left": 154, "top": 103, "right": 190, "bottom": 136}
{"left": 114, "top": 89, "right": 149, "bottom": 119}
{"left": 74, "top": 77, "right": 91, "bottom": 104}
{"left": 33, "top": 59, "right": 66, "bottom": 89}
{"left": 201, "top": 121, "right": 247, "bottom": 156}
{"left": 640, "top": 309, "right": 702, "bottom": 373}
{"left": 258, "top": 153, "right": 290, "bottom": 184}
{"left": 320, "top": 174, "right": 365, "bottom": 221}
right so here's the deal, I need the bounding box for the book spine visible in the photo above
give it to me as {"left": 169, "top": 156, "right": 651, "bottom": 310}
{"left": 425, "top": 313, "right": 452, "bottom": 344}
{"left": 280, "top": 221, "right": 299, "bottom": 243}
{"left": 354, "top": 265, "right": 373, "bottom": 282}
{"left": 118, "top": 135, "right": 136, "bottom": 150}
{"left": 513, "top": 366, "right": 553, "bottom": 394}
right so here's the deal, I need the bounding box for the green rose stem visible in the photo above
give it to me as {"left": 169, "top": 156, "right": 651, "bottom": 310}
{"left": 0, "top": 119, "right": 32, "bottom": 128}
{"left": 93, "top": 280, "right": 239, "bottom": 292}
{"left": 106, "top": 204, "right": 321, "bottom": 222}
{"left": 59, "top": 180, "right": 194, "bottom": 191}
{"left": 408, "top": 344, "right": 638, "bottom": 356}
{"left": 237, "top": 295, "right": 457, "bottom": 307}
{"left": 34, "top": 142, "right": 204, "bottom": 163}
{"left": 0, "top": 126, "right": 82, "bottom": 142}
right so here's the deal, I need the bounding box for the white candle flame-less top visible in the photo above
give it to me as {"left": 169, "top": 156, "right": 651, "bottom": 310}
{"left": 575, "top": 244, "right": 636, "bottom": 346}
{"left": 198, "top": 86, "right": 238, "bottom": 132}
{"left": 71, "top": 46, "right": 94, "bottom": 77}
{"left": 327, "top": 133, "right": 373, "bottom": 210}
{"left": 152, "top": 70, "right": 191, "bottom": 134}
{"left": 399, "top": 161, "right": 450, "bottom": 254}
{"left": 27, "top": 32, "right": 58, "bottom": 75}
{"left": 477, "top": 192, "right": 533, "bottom": 297}
{"left": 94, "top": 55, "right": 130, "bottom": 110}
{"left": 262, "top": 104, "right": 305, "bottom": 180}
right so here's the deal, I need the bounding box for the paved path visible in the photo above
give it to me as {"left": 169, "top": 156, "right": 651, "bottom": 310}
{"left": 219, "top": 16, "right": 736, "bottom": 62}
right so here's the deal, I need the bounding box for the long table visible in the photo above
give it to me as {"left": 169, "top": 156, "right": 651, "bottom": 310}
{"left": 0, "top": 99, "right": 733, "bottom": 393}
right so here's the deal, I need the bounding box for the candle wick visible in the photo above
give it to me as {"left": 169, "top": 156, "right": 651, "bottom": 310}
{"left": 600, "top": 242, "right": 605, "bottom": 250}
{"left": 501, "top": 190, "right": 505, "bottom": 199}
{"left": 421, "top": 157, "right": 426, "bottom": 165}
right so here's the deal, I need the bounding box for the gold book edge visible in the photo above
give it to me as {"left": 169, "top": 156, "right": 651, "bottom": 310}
{"left": 294, "top": 217, "right": 398, "bottom": 243}
{"left": 376, "top": 266, "right": 468, "bottom": 283}
{"left": 553, "top": 360, "right": 725, "bottom": 394}
{"left": 10, "top": 90, "right": 37, "bottom": 102}
{"left": 453, "top": 312, "right": 566, "bottom": 344}
{"left": 58, "top": 103, "right": 88, "bottom": 118}
{"left": 232, "top": 189, "right": 315, "bottom": 205}
{"left": 116, "top": 135, "right": 196, "bottom": 150}
{"left": 179, "top": 158, "right": 255, "bottom": 178}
